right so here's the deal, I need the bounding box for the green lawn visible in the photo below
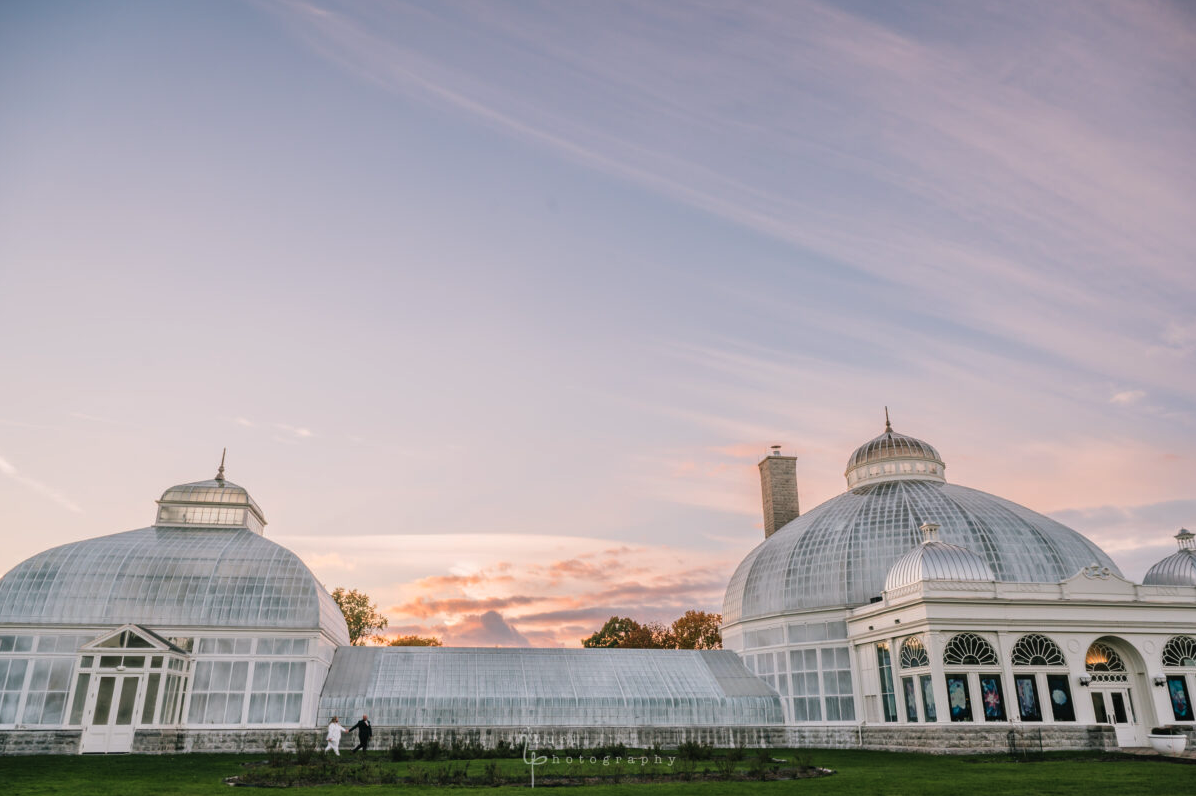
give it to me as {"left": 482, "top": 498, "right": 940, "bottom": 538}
{"left": 1, "top": 748, "right": 1191, "bottom": 795}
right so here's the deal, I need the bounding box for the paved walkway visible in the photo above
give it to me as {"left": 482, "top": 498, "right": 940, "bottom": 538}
{"left": 1117, "top": 745, "right": 1196, "bottom": 761}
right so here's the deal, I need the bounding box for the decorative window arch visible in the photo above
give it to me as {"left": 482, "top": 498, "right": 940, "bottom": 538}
{"left": 1010, "top": 634, "right": 1066, "bottom": 667}
{"left": 943, "top": 633, "right": 998, "bottom": 666}
{"left": 900, "top": 636, "right": 929, "bottom": 669}
{"left": 1162, "top": 636, "right": 1196, "bottom": 668}
{"left": 1085, "top": 642, "right": 1127, "bottom": 683}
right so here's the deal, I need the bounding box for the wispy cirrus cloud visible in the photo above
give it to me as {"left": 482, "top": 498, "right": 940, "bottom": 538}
{"left": 266, "top": 0, "right": 1196, "bottom": 408}
{"left": 0, "top": 454, "right": 83, "bottom": 514}
{"left": 1049, "top": 498, "right": 1196, "bottom": 581}
{"left": 1110, "top": 390, "right": 1147, "bottom": 405}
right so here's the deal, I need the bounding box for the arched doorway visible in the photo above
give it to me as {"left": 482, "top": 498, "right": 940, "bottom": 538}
{"left": 1085, "top": 637, "right": 1152, "bottom": 747}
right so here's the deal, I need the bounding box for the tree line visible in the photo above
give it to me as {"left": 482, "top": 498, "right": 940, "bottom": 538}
{"left": 331, "top": 588, "right": 721, "bottom": 649}
{"left": 580, "top": 611, "right": 722, "bottom": 649}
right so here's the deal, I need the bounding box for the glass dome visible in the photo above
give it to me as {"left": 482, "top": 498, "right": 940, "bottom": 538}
{"left": 1143, "top": 529, "right": 1196, "bottom": 587}
{"left": 724, "top": 456, "right": 1120, "bottom": 624}
{"left": 845, "top": 416, "right": 946, "bottom": 489}
{"left": 0, "top": 476, "right": 347, "bottom": 642}
{"left": 884, "top": 523, "right": 995, "bottom": 591}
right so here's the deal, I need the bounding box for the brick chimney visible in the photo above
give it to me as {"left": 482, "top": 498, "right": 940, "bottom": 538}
{"left": 759, "top": 445, "right": 799, "bottom": 538}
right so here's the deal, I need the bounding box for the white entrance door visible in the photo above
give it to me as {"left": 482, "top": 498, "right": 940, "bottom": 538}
{"left": 1091, "top": 688, "right": 1146, "bottom": 747}
{"left": 80, "top": 675, "right": 141, "bottom": 753}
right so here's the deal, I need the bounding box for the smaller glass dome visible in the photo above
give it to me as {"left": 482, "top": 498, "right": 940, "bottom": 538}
{"left": 845, "top": 413, "right": 946, "bottom": 489}
{"left": 884, "top": 523, "right": 995, "bottom": 591}
{"left": 1143, "top": 529, "right": 1196, "bottom": 587}
{"left": 154, "top": 458, "right": 266, "bottom": 534}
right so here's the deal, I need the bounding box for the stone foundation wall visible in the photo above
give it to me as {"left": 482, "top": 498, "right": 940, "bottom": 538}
{"left": 0, "top": 730, "right": 81, "bottom": 755}
{"left": 854, "top": 724, "right": 1116, "bottom": 754}
{"left": 0, "top": 724, "right": 1118, "bottom": 756}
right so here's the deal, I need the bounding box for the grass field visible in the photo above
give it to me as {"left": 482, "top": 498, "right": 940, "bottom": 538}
{"left": 1, "top": 748, "right": 1192, "bottom": 795}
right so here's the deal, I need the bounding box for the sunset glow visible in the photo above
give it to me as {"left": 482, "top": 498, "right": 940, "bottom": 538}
{"left": 1, "top": 0, "right": 1192, "bottom": 647}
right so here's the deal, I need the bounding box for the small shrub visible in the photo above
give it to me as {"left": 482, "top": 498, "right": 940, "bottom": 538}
{"left": 264, "top": 735, "right": 287, "bottom": 768}
{"left": 714, "top": 755, "right": 738, "bottom": 779}
{"left": 678, "top": 740, "right": 710, "bottom": 761}
{"left": 295, "top": 733, "right": 318, "bottom": 765}
{"left": 429, "top": 762, "right": 469, "bottom": 785}
{"left": 480, "top": 759, "right": 501, "bottom": 786}
{"left": 416, "top": 739, "right": 444, "bottom": 760}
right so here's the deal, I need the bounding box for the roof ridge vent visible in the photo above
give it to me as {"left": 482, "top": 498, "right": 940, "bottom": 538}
{"left": 1177, "top": 528, "right": 1194, "bottom": 551}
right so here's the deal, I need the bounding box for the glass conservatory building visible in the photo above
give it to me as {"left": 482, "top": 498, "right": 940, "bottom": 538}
{"left": 724, "top": 418, "right": 1196, "bottom": 749}
{"left": 1, "top": 417, "right": 1193, "bottom": 755}
{"left": 0, "top": 468, "right": 350, "bottom": 752}
{"left": 0, "top": 465, "right": 777, "bottom": 754}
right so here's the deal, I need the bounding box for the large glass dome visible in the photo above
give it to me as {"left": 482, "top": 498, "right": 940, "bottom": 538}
{"left": 724, "top": 424, "right": 1121, "bottom": 624}
{"left": 0, "top": 475, "right": 348, "bottom": 641}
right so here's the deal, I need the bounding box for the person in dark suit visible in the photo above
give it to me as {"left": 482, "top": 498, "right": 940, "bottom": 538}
{"left": 347, "top": 714, "right": 372, "bottom": 753}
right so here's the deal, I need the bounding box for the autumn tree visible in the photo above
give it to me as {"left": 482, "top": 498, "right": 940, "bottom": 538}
{"left": 670, "top": 610, "right": 722, "bottom": 649}
{"left": 621, "top": 621, "right": 674, "bottom": 649}
{"left": 383, "top": 635, "right": 443, "bottom": 647}
{"left": 580, "top": 616, "right": 640, "bottom": 648}
{"left": 331, "top": 587, "right": 388, "bottom": 646}
{"left": 581, "top": 612, "right": 722, "bottom": 649}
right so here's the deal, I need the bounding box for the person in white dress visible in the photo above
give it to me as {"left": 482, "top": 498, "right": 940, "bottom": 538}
{"left": 325, "top": 716, "right": 343, "bottom": 755}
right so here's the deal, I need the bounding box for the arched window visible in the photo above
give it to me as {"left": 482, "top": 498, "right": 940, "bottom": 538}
{"left": 943, "top": 633, "right": 998, "bottom": 666}
{"left": 1085, "top": 642, "right": 1127, "bottom": 683}
{"left": 1162, "top": 636, "right": 1196, "bottom": 668}
{"left": 1161, "top": 637, "right": 1196, "bottom": 722}
{"left": 1010, "top": 634, "right": 1065, "bottom": 667}
{"left": 900, "top": 636, "right": 929, "bottom": 669}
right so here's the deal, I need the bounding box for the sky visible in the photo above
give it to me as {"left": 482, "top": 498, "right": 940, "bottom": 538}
{"left": 0, "top": 0, "right": 1193, "bottom": 647}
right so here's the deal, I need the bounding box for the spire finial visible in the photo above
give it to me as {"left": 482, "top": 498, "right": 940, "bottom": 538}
{"left": 919, "top": 522, "right": 940, "bottom": 543}
{"left": 216, "top": 448, "right": 226, "bottom": 483}
{"left": 884, "top": 406, "right": 892, "bottom": 433}
{"left": 1178, "top": 528, "right": 1194, "bottom": 551}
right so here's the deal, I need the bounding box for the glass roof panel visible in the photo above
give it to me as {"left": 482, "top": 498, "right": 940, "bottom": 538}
{"left": 318, "top": 648, "right": 782, "bottom": 727}
{"left": 0, "top": 527, "right": 347, "bottom": 642}
{"left": 724, "top": 480, "right": 1121, "bottom": 624}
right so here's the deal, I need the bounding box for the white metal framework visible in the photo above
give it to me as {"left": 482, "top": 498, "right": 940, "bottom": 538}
{"left": 1010, "top": 634, "right": 1065, "bottom": 667}
{"left": 943, "top": 634, "right": 998, "bottom": 666}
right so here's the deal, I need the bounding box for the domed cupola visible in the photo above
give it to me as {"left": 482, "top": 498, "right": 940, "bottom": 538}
{"left": 155, "top": 450, "right": 267, "bottom": 534}
{"left": 1143, "top": 529, "right": 1196, "bottom": 587}
{"left": 884, "top": 523, "right": 995, "bottom": 592}
{"left": 845, "top": 409, "right": 946, "bottom": 489}
{"left": 0, "top": 456, "right": 347, "bottom": 640}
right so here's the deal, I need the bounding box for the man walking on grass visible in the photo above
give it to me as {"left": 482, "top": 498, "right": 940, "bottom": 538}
{"left": 348, "top": 714, "right": 372, "bottom": 753}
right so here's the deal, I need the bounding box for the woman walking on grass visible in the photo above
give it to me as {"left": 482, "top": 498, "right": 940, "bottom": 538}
{"left": 325, "top": 716, "right": 343, "bottom": 755}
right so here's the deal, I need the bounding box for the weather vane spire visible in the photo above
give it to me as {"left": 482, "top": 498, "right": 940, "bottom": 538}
{"left": 216, "top": 448, "right": 226, "bottom": 483}
{"left": 884, "top": 406, "right": 892, "bottom": 433}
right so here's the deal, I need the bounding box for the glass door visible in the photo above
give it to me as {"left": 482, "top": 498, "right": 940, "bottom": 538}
{"left": 80, "top": 674, "right": 141, "bottom": 753}
{"left": 1091, "top": 688, "right": 1146, "bottom": 747}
